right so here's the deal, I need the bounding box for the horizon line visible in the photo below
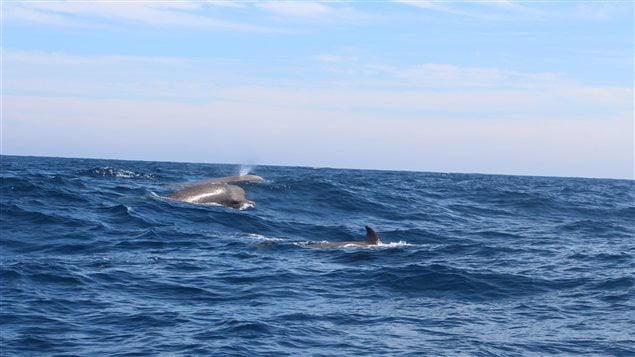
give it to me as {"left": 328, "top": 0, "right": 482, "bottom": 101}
{"left": 2, "top": 153, "right": 632, "bottom": 182}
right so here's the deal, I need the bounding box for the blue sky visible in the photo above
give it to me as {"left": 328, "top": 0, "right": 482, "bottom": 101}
{"left": 2, "top": 1, "right": 633, "bottom": 179}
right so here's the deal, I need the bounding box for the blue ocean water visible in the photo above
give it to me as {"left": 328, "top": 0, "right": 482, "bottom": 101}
{"left": 1, "top": 155, "right": 633, "bottom": 356}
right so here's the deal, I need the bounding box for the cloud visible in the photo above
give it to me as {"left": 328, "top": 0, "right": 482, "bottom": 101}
{"left": 313, "top": 54, "right": 347, "bottom": 63}
{"left": 5, "top": 4, "right": 74, "bottom": 26}
{"left": 310, "top": 52, "right": 566, "bottom": 89}
{"left": 394, "top": 0, "right": 546, "bottom": 19}
{"left": 572, "top": 1, "right": 634, "bottom": 21}
{"left": 395, "top": 0, "right": 497, "bottom": 18}
{"left": 256, "top": 2, "right": 332, "bottom": 17}
{"left": 3, "top": 1, "right": 279, "bottom": 32}
{"left": 255, "top": 1, "right": 370, "bottom": 23}
{"left": 393, "top": 63, "right": 566, "bottom": 88}
{"left": 4, "top": 49, "right": 623, "bottom": 108}
{"left": 4, "top": 49, "right": 633, "bottom": 178}
{"left": 13, "top": 47, "right": 568, "bottom": 95}
{"left": 202, "top": 1, "right": 247, "bottom": 9}
{"left": 4, "top": 1, "right": 370, "bottom": 30}
{"left": 207, "top": 84, "right": 632, "bottom": 123}
{"left": 3, "top": 50, "right": 187, "bottom": 66}
{"left": 4, "top": 94, "right": 633, "bottom": 179}
{"left": 3, "top": 50, "right": 230, "bottom": 102}
{"left": 395, "top": 0, "right": 634, "bottom": 21}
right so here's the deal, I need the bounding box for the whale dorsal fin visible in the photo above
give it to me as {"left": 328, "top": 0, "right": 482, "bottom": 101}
{"left": 365, "top": 226, "right": 380, "bottom": 245}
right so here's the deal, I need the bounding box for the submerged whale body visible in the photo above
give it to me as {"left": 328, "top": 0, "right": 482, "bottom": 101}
{"left": 167, "top": 175, "right": 262, "bottom": 209}
{"left": 308, "top": 226, "right": 382, "bottom": 248}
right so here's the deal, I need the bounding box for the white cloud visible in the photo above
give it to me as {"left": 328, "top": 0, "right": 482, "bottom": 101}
{"left": 394, "top": 0, "right": 545, "bottom": 19}
{"left": 4, "top": 49, "right": 622, "bottom": 107}
{"left": 3, "top": 1, "right": 279, "bottom": 32}
{"left": 5, "top": 5, "right": 74, "bottom": 26}
{"left": 572, "top": 1, "right": 634, "bottom": 21}
{"left": 395, "top": 0, "right": 447, "bottom": 11}
{"left": 5, "top": 49, "right": 569, "bottom": 99}
{"left": 310, "top": 52, "right": 566, "bottom": 89}
{"left": 202, "top": 1, "right": 247, "bottom": 8}
{"left": 4, "top": 0, "right": 369, "bottom": 29}
{"left": 393, "top": 63, "right": 565, "bottom": 88}
{"left": 257, "top": 2, "right": 332, "bottom": 16}
{"left": 4, "top": 49, "right": 632, "bottom": 178}
{"left": 208, "top": 85, "right": 632, "bottom": 122}
{"left": 4, "top": 94, "right": 633, "bottom": 179}
{"left": 395, "top": 0, "right": 633, "bottom": 21}
{"left": 3, "top": 50, "right": 187, "bottom": 66}
{"left": 3, "top": 50, "right": 235, "bottom": 103}
{"left": 314, "top": 54, "right": 346, "bottom": 63}
{"left": 255, "top": 1, "right": 370, "bottom": 23}
{"left": 395, "top": 0, "right": 490, "bottom": 17}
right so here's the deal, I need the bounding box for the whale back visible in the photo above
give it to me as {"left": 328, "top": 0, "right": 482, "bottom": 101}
{"left": 167, "top": 183, "right": 252, "bottom": 209}
{"left": 182, "top": 175, "right": 263, "bottom": 188}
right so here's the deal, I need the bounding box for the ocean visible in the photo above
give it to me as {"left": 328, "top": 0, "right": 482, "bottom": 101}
{"left": 1, "top": 155, "right": 633, "bottom": 356}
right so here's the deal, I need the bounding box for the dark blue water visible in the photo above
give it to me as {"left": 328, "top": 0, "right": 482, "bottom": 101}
{"left": 1, "top": 155, "right": 634, "bottom": 356}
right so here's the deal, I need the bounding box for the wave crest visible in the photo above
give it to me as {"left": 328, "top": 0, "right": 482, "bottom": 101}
{"left": 77, "top": 167, "right": 155, "bottom": 179}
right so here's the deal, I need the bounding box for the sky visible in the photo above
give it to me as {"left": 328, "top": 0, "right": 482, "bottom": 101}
{"left": 2, "top": 0, "right": 634, "bottom": 179}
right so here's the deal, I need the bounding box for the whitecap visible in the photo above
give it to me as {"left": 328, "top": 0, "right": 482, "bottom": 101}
{"left": 299, "top": 240, "right": 412, "bottom": 249}
{"left": 85, "top": 166, "right": 154, "bottom": 179}
{"left": 378, "top": 241, "right": 412, "bottom": 248}
{"left": 237, "top": 201, "right": 255, "bottom": 210}
{"left": 114, "top": 169, "right": 138, "bottom": 178}
{"left": 245, "top": 233, "right": 284, "bottom": 242}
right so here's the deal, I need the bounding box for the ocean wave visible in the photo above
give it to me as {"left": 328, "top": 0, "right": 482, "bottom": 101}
{"left": 244, "top": 233, "right": 285, "bottom": 242}
{"left": 2, "top": 155, "right": 634, "bottom": 356}
{"left": 375, "top": 263, "right": 591, "bottom": 300}
{"left": 294, "top": 240, "right": 412, "bottom": 249}
{"left": 1, "top": 176, "right": 38, "bottom": 192}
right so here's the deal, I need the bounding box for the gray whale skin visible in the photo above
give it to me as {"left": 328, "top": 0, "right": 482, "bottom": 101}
{"left": 167, "top": 175, "right": 262, "bottom": 209}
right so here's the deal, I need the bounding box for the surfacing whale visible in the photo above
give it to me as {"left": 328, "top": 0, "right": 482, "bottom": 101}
{"left": 180, "top": 175, "right": 263, "bottom": 188}
{"left": 308, "top": 226, "right": 382, "bottom": 248}
{"left": 167, "top": 175, "right": 262, "bottom": 209}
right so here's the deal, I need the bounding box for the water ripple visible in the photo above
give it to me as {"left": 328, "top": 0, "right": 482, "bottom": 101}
{"left": 1, "top": 155, "right": 633, "bottom": 356}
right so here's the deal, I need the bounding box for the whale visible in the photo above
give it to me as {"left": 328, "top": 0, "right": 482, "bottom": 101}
{"left": 179, "top": 175, "right": 263, "bottom": 188}
{"left": 308, "top": 226, "right": 382, "bottom": 248}
{"left": 167, "top": 175, "right": 262, "bottom": 209}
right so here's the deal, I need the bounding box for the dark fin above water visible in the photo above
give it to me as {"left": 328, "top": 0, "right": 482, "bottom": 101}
{"left": 365, "top": 226, "right": 381, "bottom": 245}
